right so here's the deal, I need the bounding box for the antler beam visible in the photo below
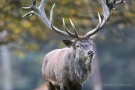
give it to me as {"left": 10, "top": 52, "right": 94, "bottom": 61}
{"left": 23, "top": 0, "right": 78, "bottom": 38}
{"left": 84, "top": 0, "right": 126, "bottom": 38}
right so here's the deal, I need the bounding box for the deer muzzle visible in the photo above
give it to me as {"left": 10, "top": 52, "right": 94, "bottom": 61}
{"left": 87, "top": 50, "right": 94, "bottom": 57}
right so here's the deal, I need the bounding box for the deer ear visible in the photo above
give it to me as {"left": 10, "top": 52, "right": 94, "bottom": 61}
{"left": 63, "top": 40, "right": 73, "bottom": 47}
{"left": 90, "top": 35, "right": 96, "bottom": 41}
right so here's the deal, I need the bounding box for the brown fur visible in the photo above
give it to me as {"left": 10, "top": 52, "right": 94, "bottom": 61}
{"left": 42, "top": 38, "right": 95, "bottom": 90}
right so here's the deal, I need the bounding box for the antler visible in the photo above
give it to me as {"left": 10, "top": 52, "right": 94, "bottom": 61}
{"left": 23, "top": 0, "right": 125, "bottom": 39}
{"left": 22, "top": 0, "right": 78, "bottom": 38}
{"left": 84, "top": 0, "right": 126, "bottom": 38}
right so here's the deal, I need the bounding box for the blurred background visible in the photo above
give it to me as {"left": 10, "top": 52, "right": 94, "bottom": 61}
{"left": 0, "top": 0, "right": 135, "bottom": 90}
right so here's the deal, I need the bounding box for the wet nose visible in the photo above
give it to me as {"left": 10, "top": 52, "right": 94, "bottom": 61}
{"left": 87, "top": 50, "right": 94, "bottom": 56}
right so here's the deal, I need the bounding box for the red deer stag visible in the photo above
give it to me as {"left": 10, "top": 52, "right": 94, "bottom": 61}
{"left": 23, "top": 0, "right": 125, "bottom": 90}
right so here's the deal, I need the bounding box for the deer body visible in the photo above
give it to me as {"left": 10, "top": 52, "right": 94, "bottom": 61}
{"left": 23, "top": 0, "right": 125, "bottom": 90}
{"left": 42, "top": 39, "right": 94, "bottom": 90}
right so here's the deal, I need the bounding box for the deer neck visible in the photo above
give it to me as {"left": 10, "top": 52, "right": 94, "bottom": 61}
{"left": 68, "top": 48, "right": 92, "bottom": 82}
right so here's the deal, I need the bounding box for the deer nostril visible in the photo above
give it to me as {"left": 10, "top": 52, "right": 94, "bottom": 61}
{"left": 87, "top": 50, "right": 94, "bottom": 56}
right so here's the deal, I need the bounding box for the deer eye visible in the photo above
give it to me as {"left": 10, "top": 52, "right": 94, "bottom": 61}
{"left": 76, "top": 45, "right": 80, "bottom": 48}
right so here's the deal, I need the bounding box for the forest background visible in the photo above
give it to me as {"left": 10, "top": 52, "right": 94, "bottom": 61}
{"left": 0, "top": 0, "right": 135, "bottom": 90}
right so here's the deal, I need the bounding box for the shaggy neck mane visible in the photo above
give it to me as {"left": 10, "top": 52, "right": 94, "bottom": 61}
{"left": 68, "top": 47, "right": 92, "bottom": 82}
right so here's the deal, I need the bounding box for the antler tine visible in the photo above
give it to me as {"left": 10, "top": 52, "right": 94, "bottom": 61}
{"left": 69, "top": 19, "right": 79, "bottom": 38}
{"left": 62, "top": 18, "right": 76, "bottom": 38}
{"left": 84, "top": 0, "right": 125, "bottom": 38}
{"left": 50, "top": 4, "right": 70, "bottom": 36}
{"left": 115, "top": 0, "right": 126, "bottom": 5}
{"left": 49, "top": 4, "right": 76, "bottom": 38}
{"left": 84, "top": 13, "right": 101, "bottom": 38}
{"left": 23, "top": 0, "right": 76, "bottom": 38}
{"left": 32, "top": 0, "right": 36, "bottom": 6}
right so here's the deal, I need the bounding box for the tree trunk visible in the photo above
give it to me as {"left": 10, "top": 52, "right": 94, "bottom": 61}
{"left": 0, "top": 45, "right": 12, "bottom": 90}
{"left": 92, "top": 44, "right": 102, "bottom": 90}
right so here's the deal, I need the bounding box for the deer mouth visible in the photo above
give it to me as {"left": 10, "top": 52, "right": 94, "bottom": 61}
{"left": 84, "top": 55, "right": 94, "bottom": 65}
{"left": 85, "top": 54, "right": 94, "bottom": 60}
{"left": 89, "top": 52, "right": 95, "bottom": 59}
{"left": 89, "top": 55, "right": 94, "bottom": 60}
